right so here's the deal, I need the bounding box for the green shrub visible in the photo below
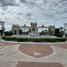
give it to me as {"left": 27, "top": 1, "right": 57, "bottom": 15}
{"left": 4, "top": 31, "right": 13, "bottom": 36}
{"left": 2, "top": 37, "right": 17, "bottom": 41}
{"left": 17, "top": 38, "right": 32, "bottom": 42}
{"left": 2, "top": 37, "right": 67, "bottom": 42}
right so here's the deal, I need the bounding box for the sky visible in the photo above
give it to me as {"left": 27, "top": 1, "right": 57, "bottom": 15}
{"left": 0, "top": 0, "right": 67, "bottom": 31}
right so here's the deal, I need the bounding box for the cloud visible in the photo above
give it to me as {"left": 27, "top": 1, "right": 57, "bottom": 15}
{"left": 26, "top": 13, "right": 32, "bottom": 17}
{"left": 58, "top": 0, "right": 67, "bottom": 3}
{"left": 20, "top": 0, "right": 26, "bottom": 3}
{"left": 0, "top": 0, "right": 18, "bottom": 7}
{"left": 0, "top": 0, "right": 67, "bottom": 29}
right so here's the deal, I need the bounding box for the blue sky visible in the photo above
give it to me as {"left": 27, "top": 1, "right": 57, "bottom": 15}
{"left": 0, "top": 0, "right": 67, "bottom": 31}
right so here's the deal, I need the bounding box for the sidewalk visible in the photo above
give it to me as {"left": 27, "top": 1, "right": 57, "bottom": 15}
{"left": 0, "top": 40, "right": 67, "bottom": 67}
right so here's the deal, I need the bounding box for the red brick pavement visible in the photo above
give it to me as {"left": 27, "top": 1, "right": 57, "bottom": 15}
{"left": 16, "top": 62, "right": 64, "bottom": 67}
{"left": 55, "top": 44, "right": 67, "bottom": 49}
{"left": 0, "top": 42, "right": 16, "bottom": 46}
{"left": 19, "top": 44, "right": 53, "bottom": 58}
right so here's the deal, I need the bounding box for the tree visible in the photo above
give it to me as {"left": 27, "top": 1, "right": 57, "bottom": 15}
{"left": 4, "top": 31, "right": 13, "bottom": 36}
{"left": 40, "top": 30, "right": 47, "bottom": 35}
{"left": 54, "top": 28, "right": 64, "bottom": 37}
{"left": 19, "top": 29, "right": 22, "bottom": 35}
{"left": 0, "top": 30, "right": 3, "bottom": 36}
{"left": 54, "top": 28, "right": 59, "bottom": 36}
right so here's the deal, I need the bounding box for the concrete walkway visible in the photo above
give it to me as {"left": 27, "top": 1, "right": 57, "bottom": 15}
{"left": 0, "top": 41, "right": 67, "bottom": 67}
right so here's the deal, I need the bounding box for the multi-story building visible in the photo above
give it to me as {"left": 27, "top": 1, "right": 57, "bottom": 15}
{"left": 12, "top": 22, "right": 55, "bottom": 36}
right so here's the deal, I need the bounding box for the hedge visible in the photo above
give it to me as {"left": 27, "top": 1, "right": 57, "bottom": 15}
{"left": 2, "top": 37, "right": 67, "bottom": 42}
{"left": 2, "top": 37, "right": 17, "bottom": 41}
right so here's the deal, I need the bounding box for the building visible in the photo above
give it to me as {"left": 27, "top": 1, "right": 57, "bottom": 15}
{"left": 12, "top": 24, "right": 20, "bottom": 35}
{"left": 48, "top": 26, "right": 55, "bottom": 36}
{"left": 20, "top": 24, "right": 30, "bottom": 33}
{"left": 29, "top": 22, "right": 38, "bottom": 35}
{"left": 64, "top": 23, "right": 67, "bottom": 36}
{"left": 12, "top": 22, "right": 55, "bottom": 36}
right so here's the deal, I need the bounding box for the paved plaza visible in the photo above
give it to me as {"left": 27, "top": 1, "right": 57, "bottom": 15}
{"left": 0, "top": 41, "right": 67, "bottom": 67}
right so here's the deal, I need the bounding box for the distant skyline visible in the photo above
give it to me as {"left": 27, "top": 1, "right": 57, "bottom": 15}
{"left": 4, "top": 22, "right": 64, "bottom": 31}
{"left": 0, "top": 0, "right": 67, "bottom": 31}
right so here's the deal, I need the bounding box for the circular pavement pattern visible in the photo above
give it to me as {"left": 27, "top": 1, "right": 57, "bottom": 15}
{"left": 19, "top": 44, "right": 53, "bottom": 58}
